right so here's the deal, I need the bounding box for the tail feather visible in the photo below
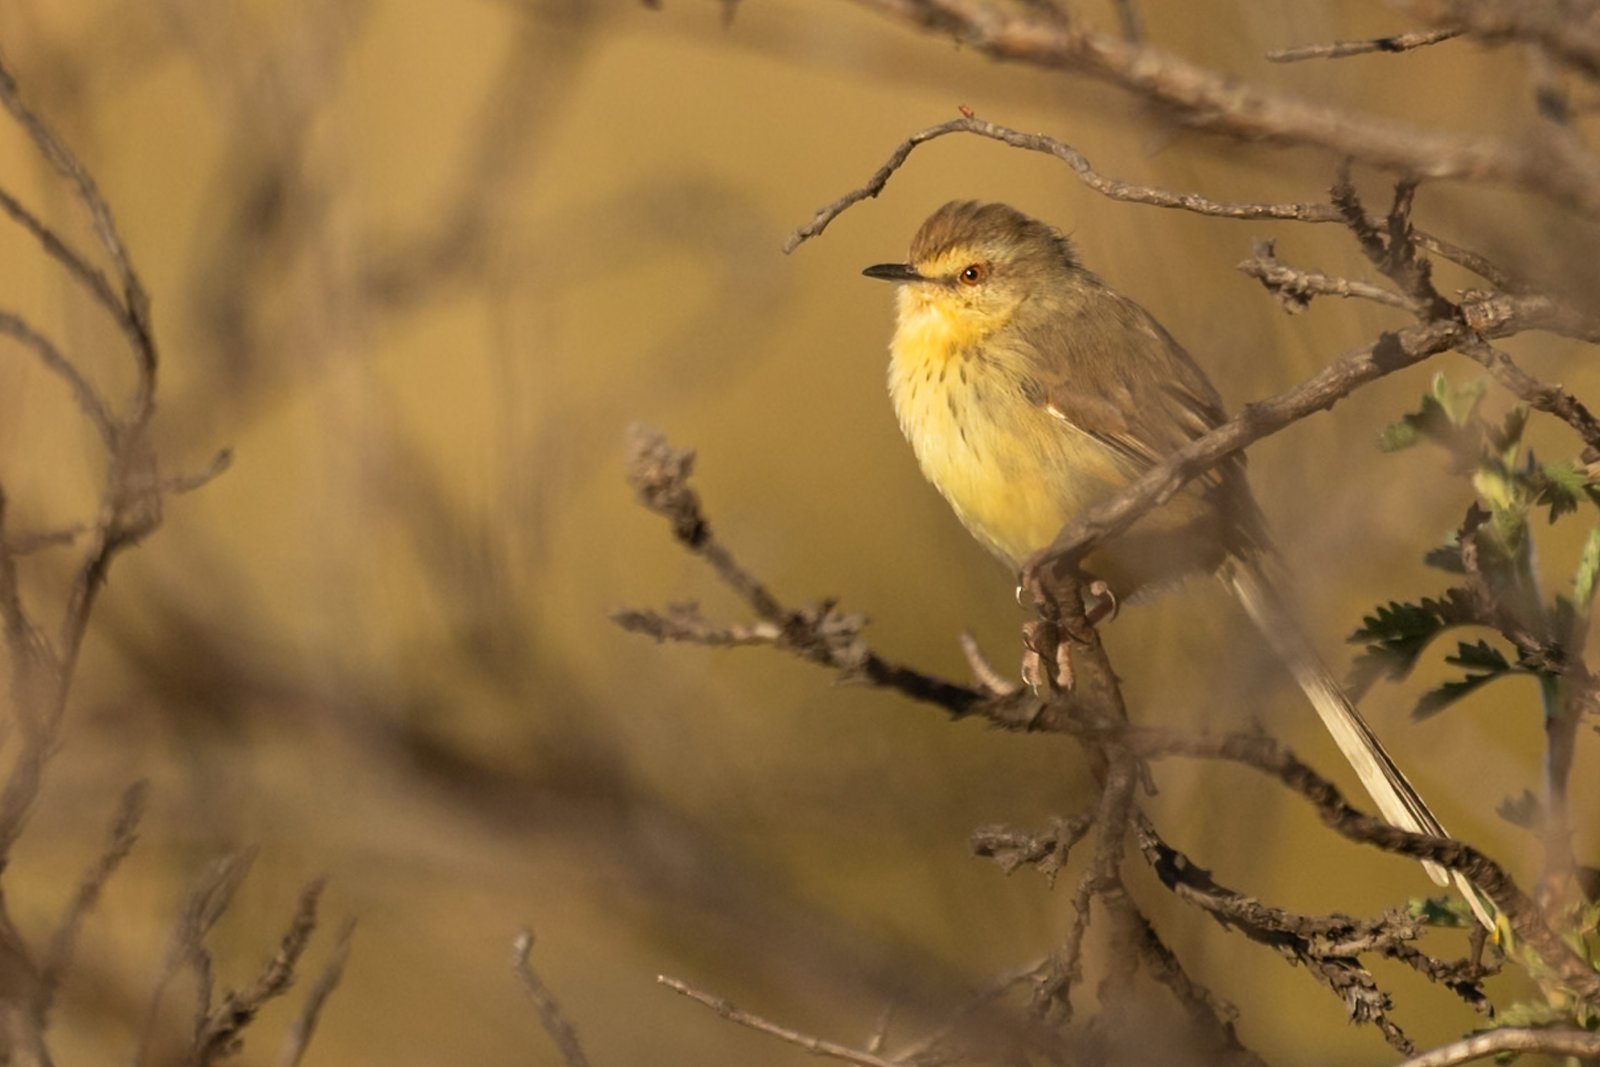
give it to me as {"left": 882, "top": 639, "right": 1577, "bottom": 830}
{"left": 1223, "top": 557, "right": 1495, "bottom": 931}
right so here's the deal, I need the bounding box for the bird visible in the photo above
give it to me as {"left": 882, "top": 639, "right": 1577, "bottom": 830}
{"left": 863, "top": 200, "right": 1490, "bottom": 929}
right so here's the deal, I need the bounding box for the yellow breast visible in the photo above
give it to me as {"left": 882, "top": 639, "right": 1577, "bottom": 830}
{"left": 885, "top": 293, "right": 1128, "bottom": 571}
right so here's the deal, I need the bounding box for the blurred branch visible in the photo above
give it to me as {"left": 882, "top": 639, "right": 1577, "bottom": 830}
{"left": 1400, "top": 1026, "right": 1600, "bottom": 1067}
{"left": 191, "top": 880, "right": 326, "bottom": 1065}
{"left": 847, "top": 2, "right": 1600, "bottom": 216}
{"left": 275, "top": 919, "right": 355, "bottom": 1067}
{"left": 659, "top": 976, "right": 899, "bottom": 1067}
{"left": 616, "top": 424, "right": 1011, "bottom": 718}
{"left": 511, "top": 929, "right": 591, "bottom": 1067}
{"left": 1404, "top": 0, "right": 1600, "bottom": 80}
{"left": 34, "top": 782, "right": 147, "bottom": 1024}
{"left": 1266, "top": 27, "right": 1462, "bottom": 63}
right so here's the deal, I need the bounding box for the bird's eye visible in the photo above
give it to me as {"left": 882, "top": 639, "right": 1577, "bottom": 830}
{"left": 958, "top": 263, "right": 987, "bottom": 286}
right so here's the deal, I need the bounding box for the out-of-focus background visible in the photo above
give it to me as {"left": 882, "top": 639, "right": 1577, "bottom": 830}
{"left": 0, "top": 1, "right": 1595, "bottom": 1063}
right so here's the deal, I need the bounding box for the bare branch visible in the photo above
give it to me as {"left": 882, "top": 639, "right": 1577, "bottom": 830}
{"left": 1031, "top": 297, "right": 1563, "bottom": 579}
{"left": 848, "top": 2, "right": 1600, "bottom": 216}
{"left": 193, "top": 879, "right": 326, "bottom": 1064}
{"left": 618, "top": 425, "right": 1010, "bottom": 718}
{"left": 1405, "top": 0, "right": 1600, "bottom": 81}
{"left": 134, "top": 849, "right": 257, "bottom": 1066}
{"left": 275, "top": 919, "right": 355, "bottom": 1067}
{"left": 0, "top": 309, "right": 114, "bottom": 445}
{"left": 1267, "top": 27, "right": 1462, "bottom": 63}
{"left": 785, "top": 115, "right": 1341, "bottom": 254}
{"left": 1454, "top": 336, "right": 1600, "bottom": 451}
{"left": 658, "top": 975, "right": 898, "bottom": 1067}
{"left": 0, "top": 51, "right": 153, "bottom": 364}
{"left": 511, "top": 929, "right": 590, "bottom": 1067}
{"left": 1399, "top": 1026, "right": 1600, "bottom": 1067}
{"left": 36, "top": 781, "right": 147, "bottom": 1022}
{"left": 1237, "top": 240, "right": 1421, "bottom": 314}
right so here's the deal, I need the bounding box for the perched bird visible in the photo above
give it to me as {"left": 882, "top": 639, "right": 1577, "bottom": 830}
{"left": 864, "top": 200, "right": 1490, "bottom": 928}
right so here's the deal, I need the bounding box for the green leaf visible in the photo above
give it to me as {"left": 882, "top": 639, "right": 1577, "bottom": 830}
{"left": 1533, "top": 460, "right": 1593, "bottom": 522}
{"left": 1496, "top": 790, "right": 1542, "bottom": 829}
{"left": 1413, "top": 639, "right": 1515, "bottom": 719}
{"left": 1347, "top": 590, "right": 1484, "bottom": 697}
{"left": 1423, "top": 542, "right": 1467, "bottom": 573}
{"left": 1489, "top": 405, "right": 1530, "bottom": 454}
{"left": 1447, "top": 638, "right": 1512, "bottom": 672}
{"left": 1432, "top": 372, "right": 1488, "bottom": 427}
{"left": 1574, "top": 527, "right": 1600, "bottom": 610}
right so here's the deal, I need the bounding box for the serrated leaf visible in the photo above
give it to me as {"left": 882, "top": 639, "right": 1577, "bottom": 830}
{"left": 1497, "top": 789, "right": 1542, "bottom": 829}
{"left": 1489, "top": 405, "right": 1530, "bottom": 454}
{"left": 1534, "top": 460, "right": 1591, "bottom": 522}
{"left": 1414, "top": 669, "right": 1506, "bottom": 719}
{"left": 1377, "top": 418, "right": 1421, "bottom": 452}
{"left": 1446, "top": 638, "right": 1512, "bottom": 673}
{"left": 1423, "top": 544, "right": 1467, "bottom": 572}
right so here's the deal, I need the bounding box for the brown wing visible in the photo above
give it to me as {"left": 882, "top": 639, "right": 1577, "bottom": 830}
{"left": 1017, "top": 279, "right": 1267, "bottom": 550}
{"left": 1018, "top": 285, "right": 1226, "bottom": 469}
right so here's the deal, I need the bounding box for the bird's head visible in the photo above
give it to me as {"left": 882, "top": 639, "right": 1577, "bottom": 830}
{"left": 863, "top": 201, "right": 1079, "bottom": 333}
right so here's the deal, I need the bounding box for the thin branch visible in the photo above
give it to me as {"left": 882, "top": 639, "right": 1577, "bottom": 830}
{"left": 1112, "top": 727, "right": 1600, "bottom": 1006}
{"left": 1399, "top": 1026, "right": 1600, "bottom": 1067}
{"left": 1266, "top": 27, "right": 1462, "bottom": 63}
{"left": 0, "top": 181, "right": 138, "bottom": 338}
{"left": 0, "top": 309, "right": 114, "bottom": 445}
{"left": 35, "top": 781, "right": 147, "bottom": 1021}
{"left": 1454, "top": 336, "right": 1600, "bottom": 451}
{"left": 1404, "top": 0, "right": 1600, "bottom": 81}
{"left": 511, "top": 928, "right": 590, "bottom": 1067}
{"left": 849, "top": 1, "right": 1600, "bottom": 216}
{"left": 618, "top": 425, "right": 1011, "bottom": 718}
{"left": 659, "top": 975, "right": 898, "bottom": 1067}
{"left": 1029, "top": 297, "right": 1563, "bottom": 580}
{"left": 784, "top": 112, "right": 1547, "bottom": 305}
{"left": 1237, "top": 240, "right": 1421, "bottom": 314}
{"left": 0, "top": 51, "right": 153, "bottom": 365}
{"left": 784, "top": 115, "right": 1341, "bottom": 254}
{"left": 193, "top": 879, "right": 326, "bottom": 1064}
{"left": 134, "top": 849, "right": 257, "bottom": 1067}
{"left": 275, "top": 919, "right": 355, "bottom": 1067}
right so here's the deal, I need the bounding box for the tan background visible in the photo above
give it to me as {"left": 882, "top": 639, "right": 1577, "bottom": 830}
{"left": 0, "top": 1, "right": 1593, "bottom": 1063}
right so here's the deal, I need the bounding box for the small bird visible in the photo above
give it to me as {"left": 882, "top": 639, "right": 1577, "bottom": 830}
{"left": 864, "top": 200, "right": 1490, "bottom": 928}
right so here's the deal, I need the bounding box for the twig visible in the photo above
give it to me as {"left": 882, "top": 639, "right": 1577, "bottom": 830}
{"left": 511, "top": 928, "right": 591, "bottom": 1067}
{"left": 1114, "top": 727, "right": 1600, "bottom": 1006}
{"left": 1398, "top": 1026, "right": 1600, "bottom": 1067}
{"left": 849, "top": 1, "right": 1600, "bottom": 216}
{"left": 1405, "top": 0, "right": 1600, "bottom": 81}
{"left": 1454, "top": 336, "right": 1600, "bottom": 451}
{"left": 785, "top": 111, "right": 1550, "bottom": 306}
{"left": 1266, "top": 27, "right": 1462, "bottom": 63}
{"left": 958, "top": 631, "right": 1018, "bottom": 697}
{"left": 134, "top": 849, "right": 257, "bottom": 1066}
{"left": 1030, "top": 297, "right": 1562, "bottom": 579}
{"left": 0, "top": 51, "right": 153, "bottom": 362}
{"left": 1237, "top": 240, "right": 1420, "bottom": 314}
{"left": 275, "top": 919, "right": 355, "bottom": 1067}
{"left": 618, "top": 425, "right": 1012, "bottom": 718}
{"left": 36, "top": 781, "right": 147, "bottom": 1022}
{"left": 658, "top": 975, "right": 897, "bottom": 1067}
{"left": 192, "top": 879, "right": 326, "bottom": 1063}
{"left": 784, "top": 115, "right": 1342, "bottom": 254}
{"left": 0, "top": 309, "right": 114, "bottom": 444}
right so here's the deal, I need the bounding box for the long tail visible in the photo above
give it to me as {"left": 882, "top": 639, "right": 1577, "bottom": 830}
{"left": 1223, "top": 555, "right": 1495, "bottom": 931}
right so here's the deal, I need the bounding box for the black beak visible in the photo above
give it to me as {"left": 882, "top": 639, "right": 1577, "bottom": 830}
{"left": 862, "top": 262, "right": 924, "bottom": 283}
